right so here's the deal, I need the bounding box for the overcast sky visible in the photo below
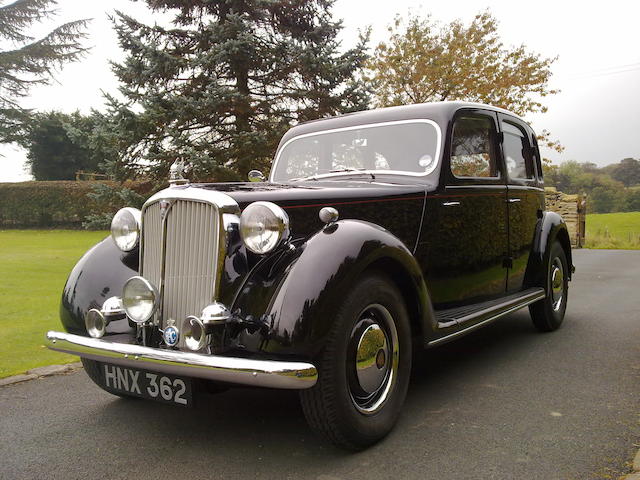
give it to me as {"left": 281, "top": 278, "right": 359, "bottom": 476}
{"left": 2, "top": 0, "right": 639, "bottom": 182}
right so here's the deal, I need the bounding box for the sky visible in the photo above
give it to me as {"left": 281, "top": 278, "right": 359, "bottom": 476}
{"left": 2, "top": 0, "right": 639, "bottom": 182}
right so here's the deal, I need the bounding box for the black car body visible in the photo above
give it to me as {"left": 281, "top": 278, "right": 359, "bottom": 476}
{"left": 47, "top": 102, "right": 573, "bottom": 450}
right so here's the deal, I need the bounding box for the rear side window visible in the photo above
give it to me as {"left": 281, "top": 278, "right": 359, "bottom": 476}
{"left": 450, "top": 115, "right": 499, "bottom": 178}
{"left": 502, "top": 121, "right": 534, "bottom": 179}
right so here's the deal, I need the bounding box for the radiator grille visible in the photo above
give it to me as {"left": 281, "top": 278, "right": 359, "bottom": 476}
{"left": 141, "top": 199, "right": 220, "bottom": 328}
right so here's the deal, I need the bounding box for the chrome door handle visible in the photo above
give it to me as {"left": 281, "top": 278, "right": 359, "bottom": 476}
{"left": 508, "top": 198, "right": 521, "bottom": 203}
{"left": 442, "top": 201, "right": 461, "bottom": 207}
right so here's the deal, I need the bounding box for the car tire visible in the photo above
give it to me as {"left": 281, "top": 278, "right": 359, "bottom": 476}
{"left": 81, "top": 358, "right": 137, "bottom": 399}
{"left": 529, "top": 240, "right": 569, "bottom": 332}
{"left": 299, "top": 273, "right": 412, "bottom": 450}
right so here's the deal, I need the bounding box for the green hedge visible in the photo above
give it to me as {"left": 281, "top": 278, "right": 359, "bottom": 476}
{"left": 0, "top": 181, "right": 155, "bottom": 228}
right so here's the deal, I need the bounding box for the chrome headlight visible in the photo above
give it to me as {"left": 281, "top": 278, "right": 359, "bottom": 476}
{"left": 111, "top": 207, "right": 141, "bottom": 252}
{"left": 122, "top": 276, "right": 158, "bottom": 323}
{"left": 240, "top": 201, "right": 290, "bottom": 254}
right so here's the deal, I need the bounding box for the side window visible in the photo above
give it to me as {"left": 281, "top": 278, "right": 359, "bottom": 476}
{"left": 450, "top": 115, "right": 499, "bottom": 178}
{"left": 502, "top": 121, "right": 534, "bottom": 180}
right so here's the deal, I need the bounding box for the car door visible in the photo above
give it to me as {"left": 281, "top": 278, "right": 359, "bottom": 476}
{"left": 498, "top": 114, "right": 545, "bottom": 293}
{"left": 422, "top": 109, "right": 509, "bottom": 307}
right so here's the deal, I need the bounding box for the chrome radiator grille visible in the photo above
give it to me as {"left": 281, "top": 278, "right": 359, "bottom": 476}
{"left": 141, "top": 199, "right": 220, "bottom": 326}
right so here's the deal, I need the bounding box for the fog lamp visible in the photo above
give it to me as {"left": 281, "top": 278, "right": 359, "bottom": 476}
{"left": 184, "top": 316, "right": 208, "bottom": 351}
{"left": 85, "top": 309, "right": 107, "bottom": 338}
{"left": 122, "top": 276, "right": 158, "bottom": 324}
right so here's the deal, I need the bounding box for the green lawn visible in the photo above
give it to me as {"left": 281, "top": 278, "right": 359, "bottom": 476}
{"left": 586, "top": 212, "right": 640, "bottom": 249}
{"left": 0, "top": 230, "right": 108, "bottom": 378}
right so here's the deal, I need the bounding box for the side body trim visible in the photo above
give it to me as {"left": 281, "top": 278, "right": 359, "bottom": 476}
{"left": 427, "top": 287, "right": 545, "bottom": 347}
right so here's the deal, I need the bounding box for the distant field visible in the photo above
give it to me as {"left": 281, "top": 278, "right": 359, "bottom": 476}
{"left": 0, "top": 230, "right": 108, "bottom": 378}
{"left": 586, "top": 212, "right": 640, "bottom": 249}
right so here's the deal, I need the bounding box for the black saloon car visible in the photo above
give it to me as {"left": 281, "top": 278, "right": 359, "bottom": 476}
{"left": 47, "top": 101, "right": 573, "bottom": 450}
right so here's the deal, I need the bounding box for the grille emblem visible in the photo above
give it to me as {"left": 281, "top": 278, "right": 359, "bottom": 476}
{"left": 163, "top": 326, "right": 179, "bottom": 347}
{"left": 159, "top": 200, "right": 170, "bottom": 220}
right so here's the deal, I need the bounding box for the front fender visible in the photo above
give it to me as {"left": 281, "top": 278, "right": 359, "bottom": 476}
{"left": 59, "top": 237, "right": 138, "bottom": 335}
{"left": 524, "top": 211, "right": 573, "bottom": 289}
{"left": 234, "top": 220, "right": 433, "bottom": 360}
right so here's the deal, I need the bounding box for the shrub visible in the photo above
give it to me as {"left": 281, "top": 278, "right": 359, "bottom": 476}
{"left": 0, "top": 180, "right": 155, "bottom": 229}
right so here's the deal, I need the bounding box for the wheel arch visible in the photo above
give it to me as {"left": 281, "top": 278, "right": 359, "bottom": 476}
{"left": 362, "top": 256, "right": 425, "bottom": 342}
{"left": 235, "top": 219, "right": 435, "bottom": 360}
{"left": 554, "top": 227, "right": 573, "bottom": 278}
{"left": 524, "top": 211, "right": 574, "bottom": 290}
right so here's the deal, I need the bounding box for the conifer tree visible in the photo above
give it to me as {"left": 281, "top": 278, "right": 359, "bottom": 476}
{"left": 0, "top": 0, "right": 88, "bottom": 143}
{"left": 105, "top": 0, "right": 369, "bottom": 181}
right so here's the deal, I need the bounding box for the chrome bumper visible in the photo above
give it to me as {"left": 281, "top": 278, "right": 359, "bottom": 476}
{"left": 45, "top": 331, "right": 317, "bottom": 390}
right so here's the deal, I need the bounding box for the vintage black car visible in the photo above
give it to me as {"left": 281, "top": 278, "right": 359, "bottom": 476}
{"left": 46, "top": 101, "right": 573, "bottom": 450}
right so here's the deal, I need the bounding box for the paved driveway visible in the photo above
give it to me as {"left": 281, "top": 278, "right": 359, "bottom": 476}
{"left": 1, "top": 249, "right": 639, "bottom": 480}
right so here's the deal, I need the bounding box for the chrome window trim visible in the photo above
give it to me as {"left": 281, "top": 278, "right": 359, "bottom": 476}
{"left": 270, "top": 119, "right": 443, "bottom": 182}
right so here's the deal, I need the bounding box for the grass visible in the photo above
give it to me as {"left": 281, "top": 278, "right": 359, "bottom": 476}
{"left": 0, "top": 230, "right": 108, "bottom": 378}
{"left": 0, "top": 215, "right": 635, "bottom": 378}
{"left": 586, "top": 212, "right": 640, "bottom": 250}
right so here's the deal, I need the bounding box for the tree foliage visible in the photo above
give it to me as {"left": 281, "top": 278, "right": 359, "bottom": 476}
{"left": 0, "top": 0, "right": 88, "bottom": 143}
{"left": 544, "top": 159, "right": 640, "bottom": 213}
{"left": 20, "top": 111, "right": 104, "bottom": 180}
{"left": 367, "top": 11, "right": 557, "bottom": 117}
{"left": 102, "top": 0, "right": 370, "bottom": 182}
{"left": 610, "top": 158, "right": 640, "bottom": 187}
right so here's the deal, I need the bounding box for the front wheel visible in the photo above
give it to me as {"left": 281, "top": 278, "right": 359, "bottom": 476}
{"left": 299, "top": 274, "right": 412, "bottom": 450}
{"left": 529, "top": 240, "right": 569, "bottom": 332}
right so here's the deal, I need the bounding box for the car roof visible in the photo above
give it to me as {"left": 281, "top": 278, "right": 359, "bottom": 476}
{"left": 279, "top": 101, "right": 527, "bottom": 146}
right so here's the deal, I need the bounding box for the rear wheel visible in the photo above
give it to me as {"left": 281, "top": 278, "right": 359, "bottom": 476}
{"left": 529, "top": 241, "right": 569, "bottom": 332}
{"left": 299, "top": 274, "right": 412, "bottom": 450}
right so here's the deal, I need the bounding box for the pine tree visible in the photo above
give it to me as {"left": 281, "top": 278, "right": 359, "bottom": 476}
{"left": 105, "top": 0, "right": 369, "bottom": 181}
{"left": 0, "top": 0, "right": 88, "bottom": 143}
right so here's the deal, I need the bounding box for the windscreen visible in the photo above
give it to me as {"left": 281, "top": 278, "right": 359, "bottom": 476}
{"left": 271, "top": 120, "right": 440, "bottom": 182}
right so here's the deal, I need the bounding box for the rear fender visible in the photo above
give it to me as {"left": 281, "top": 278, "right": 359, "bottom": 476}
{"left": 524, "top": 211, "right": 573, "bottom": 290}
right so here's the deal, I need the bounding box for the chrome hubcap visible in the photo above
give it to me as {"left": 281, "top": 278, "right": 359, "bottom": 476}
{"left": 348, "top": 304, "right": 398, "bottom": 415}
{"left": 550, "top": 257, "right": 564, "bottom": 312}
{"left": 355, "top": 324, "right": 389, "bottom": 394}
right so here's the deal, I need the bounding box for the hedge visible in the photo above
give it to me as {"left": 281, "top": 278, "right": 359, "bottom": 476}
{"left": 0, "top": 181, "right": 155, "bottom": 228}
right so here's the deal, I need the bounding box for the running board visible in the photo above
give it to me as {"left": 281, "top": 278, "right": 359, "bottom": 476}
{"left": 427, "top": 288, "right": 545, "bottom": 347}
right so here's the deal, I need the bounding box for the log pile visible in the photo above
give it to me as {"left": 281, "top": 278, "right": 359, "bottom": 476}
{"left": 545, "top": 187, "right": 586, "bottom": 248}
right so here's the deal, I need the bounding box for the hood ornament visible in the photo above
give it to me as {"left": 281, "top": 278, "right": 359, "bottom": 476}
{"left": 169, "top": 158, "right": 189, "bottom": 186}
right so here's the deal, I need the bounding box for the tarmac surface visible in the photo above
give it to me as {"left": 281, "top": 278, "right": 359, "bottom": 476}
{"left": 1, "top": 249, "right": 639, "bottom": 480}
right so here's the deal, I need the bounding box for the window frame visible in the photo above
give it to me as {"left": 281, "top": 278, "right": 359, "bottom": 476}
{"left": 446, "top": 109, "right": 505, "bottom": 185}
{"left": 269, "top": 119, "right": 443, "bottom": 182}
{"left": 501, "top": 119, "right": 535, "bottom": 181}
{"left": 497, "top": 114, "right": 541, "bottom": 186}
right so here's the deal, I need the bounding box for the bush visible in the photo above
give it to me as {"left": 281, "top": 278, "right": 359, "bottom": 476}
{"left": 0, "top": 180, "right": 155, "bottom": 229}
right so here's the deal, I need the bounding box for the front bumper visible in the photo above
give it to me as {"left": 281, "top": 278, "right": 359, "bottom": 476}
{"left": 45, "top": 331, "right": 317, "bottom": 390}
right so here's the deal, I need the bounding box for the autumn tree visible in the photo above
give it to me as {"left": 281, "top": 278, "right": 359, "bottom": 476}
{"left": 0, "top": 0, "right": 88, "bottom": 143}
{"left": 368, "top": 11, "right": 556, "bottom": 114}
{"left": 367, "top": 11, "right": 563, "bottom": 157}
{"left": 103, "top": 0, "right": 369, "bottom": 182}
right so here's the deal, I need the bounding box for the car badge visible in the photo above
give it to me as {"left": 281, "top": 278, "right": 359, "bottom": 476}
{"left": 159, "top": 200, "right": 170, "bottom": 221}
{"left": 164, "top": 325, "right": 179, "bottom": 347}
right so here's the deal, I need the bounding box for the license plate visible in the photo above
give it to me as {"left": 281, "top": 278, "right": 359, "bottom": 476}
{"left": 101, "top": 363, "right": 192, "bottom": 407}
